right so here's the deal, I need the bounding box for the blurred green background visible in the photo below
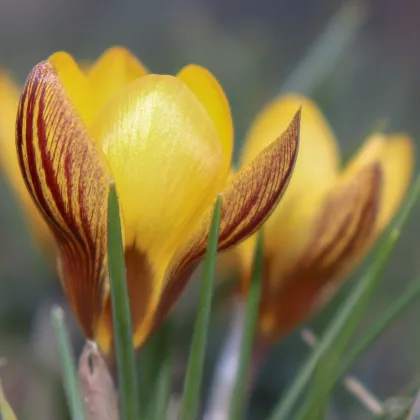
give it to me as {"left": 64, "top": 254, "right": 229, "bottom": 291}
{"left": 0, "top": 0, "right": 420, "bottom": 418}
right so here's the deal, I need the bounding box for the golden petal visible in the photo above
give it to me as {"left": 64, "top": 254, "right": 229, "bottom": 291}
{"left": 92, "top": 74, "right": 226, "bottom": 261}
{"left": 87, "top": 46, "right": 148, "bottom": 116}
{"left": 16, "top": 60, "right": 112, "bottom": 339}
{"left": 177, "top": 64, "right": 233, "bottom": 171}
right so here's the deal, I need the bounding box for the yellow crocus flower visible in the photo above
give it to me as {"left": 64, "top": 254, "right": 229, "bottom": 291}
{"left": 15, "top": 47, "right": 300, "bottom": 354}
{"left": 238, "top": 94, "right": 414, "bottom": 344}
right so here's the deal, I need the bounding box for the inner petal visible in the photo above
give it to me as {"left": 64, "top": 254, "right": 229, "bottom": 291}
{"left": 91, "top": 74, "right": 226, "bottom": 264}
{"left": 49, "top": 47, "right": 147, "bottom": 128}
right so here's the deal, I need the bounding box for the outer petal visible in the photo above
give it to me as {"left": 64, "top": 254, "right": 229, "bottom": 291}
{"left": 0, "top": 70, "right": 54, "bottom": 252}
{"left": 241, "top": 95, "right": 340, "bottom": 271}
{"left": 16, "top": 61, "right": 112, "bottom": 339}
{"left": 177, "top": 64, "right": 233, "bottom": 171}
{"left": 92, "top": 74, "right": 226, "bottom": 350}
{"left": 258, "top": 163, "right": 381, "bottom": 341}
{"left": 345, "top": 133, "right": 414, "bottom": 233}
{"left": 150, "top": 109, "right": 301, "bottom": 337}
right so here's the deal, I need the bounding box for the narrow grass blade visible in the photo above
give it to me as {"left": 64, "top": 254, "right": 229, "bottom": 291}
{"left": 280, "top": 0, "right": 367, "bottom": 95}
{"left": 149, "top": 324, "right": 173, "bottom": 420}
{"left": 269, "top": 174, "right": 420, "bottom": 420}
{"left": 179, "top": 195, "right": 222, "bottom": 420}
{"left": 294, "top": 175, "right": 420, "bottom": 420}
{"left": 138, "top": 320, "right": 173, "bottom": 419}
{"left": 229, "top": 231, "right": 264, "bottom": 420}
{"left": 338, "top": 274, "right": 420, "bottom": 381}
{"left": 108, "top": 181, "right": 140, "bottom": 420}
{"left": 51, "top": 306, "right": 85, "bottom": 420}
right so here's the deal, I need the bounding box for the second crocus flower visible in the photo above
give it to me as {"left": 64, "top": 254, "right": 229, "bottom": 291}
{"left": 16, "top": 47, "right": 301, "bottom": 354}
{"left": 237, "top": 94, "right": 414, "bottom": 344}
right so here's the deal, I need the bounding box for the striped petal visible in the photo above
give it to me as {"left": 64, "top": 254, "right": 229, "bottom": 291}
{"left": 258, "top": 163, "right": 381, "bottom": 341}
{"left": 150, "top": 109, "right": 301, "bottom": 336}
{"left": 16, "top": 60, "right": 112, "bottom": 339}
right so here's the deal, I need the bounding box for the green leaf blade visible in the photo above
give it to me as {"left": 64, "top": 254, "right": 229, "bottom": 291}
{"left": 229, "top": 231, "right": 264, "bottom": 420}
{"left": 51, "top": 306, "right": 85, "bottom": 420}
{"left": 179, "top": 195, "right": 223, "bottom": 420}
{"left": 107, "top": 181, "right": 140, "bottom": 420}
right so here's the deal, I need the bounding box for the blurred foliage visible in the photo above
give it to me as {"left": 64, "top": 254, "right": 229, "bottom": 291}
{"left": 1, "top": 0, "right": 420, "bottom": 419}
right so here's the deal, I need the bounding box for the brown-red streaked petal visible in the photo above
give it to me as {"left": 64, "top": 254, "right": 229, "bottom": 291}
{"left": 16, "top": 60, "right": 112, "bottom": 339}
{"left": 259, "top": 163, "right": 382, "bottom": 341}
{"left": 150, "top": 109, "right": 301, "bottom": 333}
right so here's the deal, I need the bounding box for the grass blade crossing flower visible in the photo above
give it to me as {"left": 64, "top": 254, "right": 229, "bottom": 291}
{"left": 180, "top": 195, "right": 222, "bottom": 420}
{"left": 107, "top": 181, "right": 140, "bottom": 420}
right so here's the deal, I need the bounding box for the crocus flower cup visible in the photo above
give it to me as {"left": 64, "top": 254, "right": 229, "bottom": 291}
{"left": 237, "top": 95, "right": 414, "bottom": 343}
{"left": 16, "top": 47, "right": 301, "bottom": 354}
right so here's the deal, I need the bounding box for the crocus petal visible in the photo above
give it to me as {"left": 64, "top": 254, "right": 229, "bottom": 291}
{"left": 0, "top": 70, "right": 53, "bottom": 252}
{"left": 241, "top": 95, "right": 340, "bottom": 266}
{"left": 16, "top": 60, "right": 112, "bottom": 339}
{"left": 49, "top": 47, "right": 148, "bottom": 127}
{"left": 345, "top": 133, "right": 414, "bottom": 233}
{"left": 91, "top": 74, "right": 226, "bottom": 349}
{"left": 150, "top": 109, "right": 301, "bottom": 336}
{"left": 87, "top": 46, "right": 148, "bottom": 115}
{"left": 92, "top": 74, "right": 226, "bottom": 258}
{"left": 258, "top": 163, "right": 381, "bottom": 341}
{"left": 177, "top": 64, "right": 233, "bottom": 170}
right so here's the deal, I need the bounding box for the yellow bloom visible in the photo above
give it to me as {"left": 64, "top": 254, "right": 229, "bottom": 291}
{"left": 0, "top": 70, "right": 53, "bottom": 254}
{"left": 238, "top": 94, "right": 414, "bottom": 344}
{"left": 16, "top": 47, "right": 300, "bottom": 353}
